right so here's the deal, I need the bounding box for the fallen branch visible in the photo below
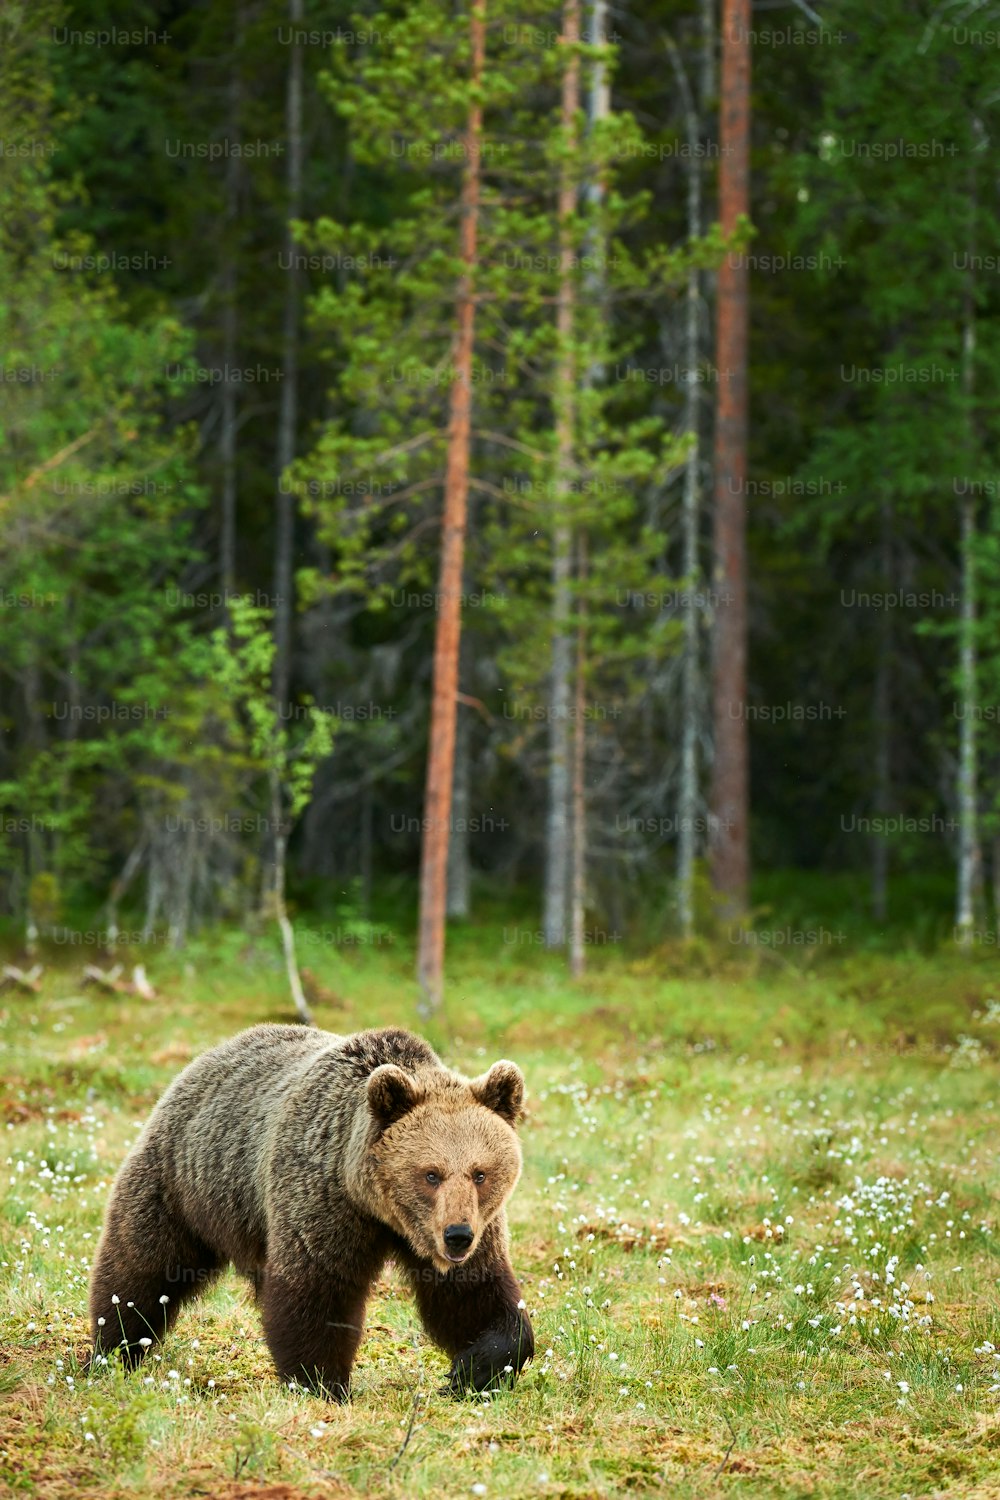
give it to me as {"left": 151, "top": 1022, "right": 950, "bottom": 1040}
{"left": 0, "top": 964, "right": 44, "bottom": 993}
{"left": 388, "top": 1386, "right": 425, "bottom": 1472}
{"left": 81, "top": 964, "right": 156, "bottom": 999}
{"left": 712, "top": 1411, "right": 738, "bottom": 1480}
{"left": 82, "top": 964, "right": 126, "bottom": 992}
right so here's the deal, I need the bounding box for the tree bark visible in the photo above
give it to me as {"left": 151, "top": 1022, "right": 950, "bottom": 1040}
{"left": 665, "top": 31, "right": 702, "bottom": 941}
{"left": 360, "top": 778, "right": 373, "bottom": 918}
{"left": 220, "top": 294, "right": 237, "bottom": 603}
{"left": 569, "top": 532, "right": 588, "bottom": 977}
{"left": 219, "top": 15, "right": 243, "bottom": 610}
{"left": 447, "top": 697, "right": 471, "bottom": 918}
{"left": 955, "top": 223, "right": 981, "bottom": 942}
{"left": 701, "top": 0, "right": 715, "bottom": 104}
{"left": 271, "top": 767, "right": 313, "bottom": 1024}
{"left": 266, "top": 0, "right": 305, "bottom": 908}
{"left": 415, "top": 0, "right": 486, "bottom": 1013}
{"left": 871, "top": 504, "right": 891, "bottom": 923}
{"left": 273, "top": 0, "right": 303, "bottom": 717}
{"left": 543, "top": 0, "right": 581, "bottom": 950}
{"left": 956, "top": 496, "right": 979, "bottom": 941}
{"left": 709, "top": 0, "right": 750, "bottom": 919}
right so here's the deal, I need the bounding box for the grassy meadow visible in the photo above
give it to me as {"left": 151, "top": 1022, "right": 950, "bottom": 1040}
{"left": 2, "top": 914, "right": 1000, "bottom": 1498}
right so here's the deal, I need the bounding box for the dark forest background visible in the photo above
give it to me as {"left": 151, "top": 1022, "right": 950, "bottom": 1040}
{"left": 3, "top": 0, "right": 1000, "bottom": 975}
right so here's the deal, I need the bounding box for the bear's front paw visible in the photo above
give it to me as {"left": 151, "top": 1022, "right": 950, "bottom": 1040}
{"left": 445, "top": 1327, "right": 532, "bottom": 1396}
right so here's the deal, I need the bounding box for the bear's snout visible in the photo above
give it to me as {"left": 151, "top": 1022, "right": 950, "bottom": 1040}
{"left": 443, "top": 1222, "right": 475, "bottom": 1258}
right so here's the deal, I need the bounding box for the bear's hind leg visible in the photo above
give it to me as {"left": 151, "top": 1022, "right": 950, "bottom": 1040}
{"left": 90, "top": 1179, "right": 223, "bottom": 1369}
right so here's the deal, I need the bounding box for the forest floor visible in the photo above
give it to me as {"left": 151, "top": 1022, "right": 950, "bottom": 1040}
{"left": 2, "top": 928, "right": 1000, "bottom": 1498}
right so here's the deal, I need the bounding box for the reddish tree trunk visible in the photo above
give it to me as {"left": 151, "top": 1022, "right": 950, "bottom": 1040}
{"left": 416, "top": 0, "right": 486, "bottom": 1012}
{"left": 709, "top": 0, "right": 750, "bottom": 918}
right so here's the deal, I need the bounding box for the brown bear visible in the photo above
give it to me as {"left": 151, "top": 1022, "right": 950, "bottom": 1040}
{"left": 89, "top": 1024, "right": 534, "bottom": 1398}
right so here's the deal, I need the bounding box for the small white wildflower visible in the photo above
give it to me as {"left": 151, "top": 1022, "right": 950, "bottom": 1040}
{"left": 159, "top": 1295, "right": 169, "bottom": 1305}
{"left": 96, "top": 1317, "right": 105, "bottom": 1327}
{"left": 111, "top": 1295, "right": 120, "bottom": 1305}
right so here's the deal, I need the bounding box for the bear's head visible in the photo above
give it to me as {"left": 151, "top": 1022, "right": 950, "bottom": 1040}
{"left": 364, "top": 1061, "right": 525, "bottom": 1274}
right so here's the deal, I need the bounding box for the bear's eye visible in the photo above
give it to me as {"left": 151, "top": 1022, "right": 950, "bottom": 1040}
{"left": 473, "top": 1171, "right": 486, "bottom": 1185}
{"left": 425, "top": 1171, "right": 440, "bottom": 1186}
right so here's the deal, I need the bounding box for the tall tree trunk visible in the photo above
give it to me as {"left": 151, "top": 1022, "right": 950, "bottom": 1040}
{"left": 701, "top": 0, "right": 715, "bottom": 103}
{"left": 447, "top": 697, "right": 471, "bottom": 918}
{"left": 23, "top": 656, "right": 44, "bottom": 951}
{"left": 220, "top": 15, "right": 243, "bottom": 608}
{"left": 709, "top": 0, "right": 750, "bottom": 919}
{"left": 415, "top": 0, "right": 486, "bottom": 1014}
{"left": 266, "top": 0, "right": 306, "bottom": 913}
{"left": 360, "top": 778, "right": 373, "bottom": 918}
{"left": 956, "top": 164, "right": 981, "bottom": 942}
{"left": 871, "top": 503, "right": 892, "bottom": 922}
{"left": 274, "top": 0, "right": 303, "bottom": 717}
{"left": 543, "top": 0, "right": 581, "bottom": 950}
{"left": 956, "top": 494, "right": 979, "bottom": 941}
{"left": 569, "top": 532, "right": 588, "bottom": 977}
{"left": 665, "top": 31, "right": 702, "bottom": 941}
{"left": 271, "top": 769, "right": 313, "bottom": 1024}
{"left": 220, "top": 287, "right": 237, "bottom": 602}
{"left": 565, "top": 0, "right": 607, "bottom": 972}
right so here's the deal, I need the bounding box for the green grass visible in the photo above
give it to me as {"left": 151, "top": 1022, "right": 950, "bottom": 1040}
{"left": 2, "top": 926, "right": 1000, "bottom": 1498}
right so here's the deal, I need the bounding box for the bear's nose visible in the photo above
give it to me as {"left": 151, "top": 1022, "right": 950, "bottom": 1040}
{"left": 443, "top": 1222, "right": 474, "bottom": 1253}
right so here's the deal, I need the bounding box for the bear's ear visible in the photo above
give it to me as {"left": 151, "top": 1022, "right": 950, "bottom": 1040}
{"left": 471, "top": 1060, "right": 525, "bottom": 1126}
{"left": 367, "top": 1065, "right": 422, "bottom": 1127}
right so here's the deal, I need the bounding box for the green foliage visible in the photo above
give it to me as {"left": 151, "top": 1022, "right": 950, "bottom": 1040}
{"left": 210, "top": 600, "right": 335, "bottom": 822}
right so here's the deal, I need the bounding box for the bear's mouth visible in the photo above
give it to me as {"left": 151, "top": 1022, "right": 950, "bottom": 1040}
{"left": 444, "top": 1248, "right": 471, "bottom": 1264}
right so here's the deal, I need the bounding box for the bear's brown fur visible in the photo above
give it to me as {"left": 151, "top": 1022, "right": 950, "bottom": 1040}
{"left": 89, "top": 1024, "right": 534, "bottom": 1398}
